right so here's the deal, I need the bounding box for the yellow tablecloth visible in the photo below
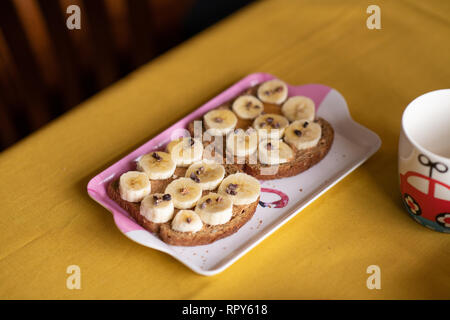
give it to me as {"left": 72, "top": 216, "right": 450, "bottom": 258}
{"left": 1, "top": 0, "right": 449, "bottom": 299}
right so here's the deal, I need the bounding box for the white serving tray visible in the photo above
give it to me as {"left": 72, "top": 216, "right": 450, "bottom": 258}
{"left": 87, "top": 73, "right": 381, "bottom": 276}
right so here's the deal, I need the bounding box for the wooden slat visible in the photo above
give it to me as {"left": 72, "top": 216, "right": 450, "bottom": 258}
{"left": 37, "top": 0, "right": 84, "bottom": 109}
{"left": 0, "top": 97, "right": 19, "bottom": 149}
{"left": 126, "top": 0, "right": 156, "bottom": 67}
{"left": 80, "top": 0, "right": 120, "bottom": 86}
{"left": 0, "top": 0, "right": 51, "bottom": 130}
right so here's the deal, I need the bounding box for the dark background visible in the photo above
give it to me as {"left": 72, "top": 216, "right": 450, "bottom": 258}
{"left": 0, "top": 0, "right": 255, "bottom": 151}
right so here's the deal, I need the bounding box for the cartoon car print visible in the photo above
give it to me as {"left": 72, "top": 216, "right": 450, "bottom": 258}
{"left": 400, "top": 155, "right": 450, "bottom": 231}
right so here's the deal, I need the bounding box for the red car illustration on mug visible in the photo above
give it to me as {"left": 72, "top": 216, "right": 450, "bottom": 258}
{"left": 400, "top": 171, "right": 450, "bottom": 229}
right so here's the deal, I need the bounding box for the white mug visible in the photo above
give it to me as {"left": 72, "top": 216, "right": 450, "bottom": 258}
{"left": 398, "top": 89, "right": 450, "bottom": 233}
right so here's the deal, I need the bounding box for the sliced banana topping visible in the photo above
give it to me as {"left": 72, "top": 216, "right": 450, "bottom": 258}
{"left": 226, "top": 128, "right": 258, "bottom": 157}
{"left": 167, "top": 137, "right": 203, "bottom": 167}
{"left": 218, "top": 173, "right": 261, "bottom": 205}
{"left": 185, "top": 161, "right": 225, "bottom": 191}
{"left": 258, "top": 139, "right": 294, "bottom": 165}
{"left": 137, "top": 151, "right": 176, "bottom": 180}
{"left": 232, "top": 95, "right": 264, "bottom": 119}
{"left": 204, "top": 109, "right": 238, "bottom": 136}
{"left": 257, "top": 79, "right": 288, "bottom": 104}
{"left": 165, "top": 177, "right": 202, "bottom": 209}
{"left": 281, "top": 96, "right": 315, "bottom": 122}
{"left": 171, "top": 210, "right": 203, "bottom": 233}
{"left": 195, "top": 193, "right": 233, "bottom": 226}
{"left": 253, "top": 113, "right": 289, "bottom": 140}
{"left": 284, "top": 120, "right": 322, "bottom": 150}
{"left": 140, "top": 193, "right": 174, "bottom": 223}
{"left": 119, "top": 171, "right": 151, "bottom": 203}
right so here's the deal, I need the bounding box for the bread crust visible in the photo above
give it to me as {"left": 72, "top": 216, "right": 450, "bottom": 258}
{"left": 107, "top": 178, "right": 259, "bottom": 246}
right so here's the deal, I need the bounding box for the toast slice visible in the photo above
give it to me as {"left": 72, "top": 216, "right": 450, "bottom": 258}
{"left": 186, "top": 84, "right": 334, "bottom": 180}
{"left": 107, "top": 175, "right": 259, "bottom": 246}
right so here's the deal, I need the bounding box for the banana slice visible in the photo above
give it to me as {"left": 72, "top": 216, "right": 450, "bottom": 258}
{"left": 232, "top": 95, "right": 264, "bottom": 119}
{"left": 167, "top": 137, "right": 203, "bottom": 167}
{"left": 195, "top": 193, "right": 233, "bottom": 226}
{"left": 226, "top": 128, "right": 258, "bottom": 157}
{"left": 218, "top": 173, "right": 261, "bottom": 205}
{"left": 257, "top": 79, "right": 288, "bottom": 104}
{"left": 171, "top": 210, "right": 203, "bottom": 233}
{"left": 284, "top": 120, "right": 322, "bottom": 150}
{"left": 119, "top": 171, "right": 151, "bottom": 202}
{"left": 204, "top": 109, "right": 238, "bottom": 136}
{"left": 137, "top": 151, "right": 176, "bottom": 180}
{"left": 253, "top": 113, "right": 289, "bottom": 140}
{"left": 281, "top": 96, "right": 315, "bottom": 122}
{"left": 140, "top": 193, "right": 174, "bottom": 223}
{"left": 164, "top": 177, "right": 202, "bottom": 209}
{"left": 258, "top": 139, "right": 294, "bottom": 165}
{"left": 185, "top": 161, "right": 225, "bottom": 190}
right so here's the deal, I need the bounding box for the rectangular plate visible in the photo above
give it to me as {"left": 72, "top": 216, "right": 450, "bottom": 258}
{"left": 87, "top": 73, "right": 381, "bottom": 276}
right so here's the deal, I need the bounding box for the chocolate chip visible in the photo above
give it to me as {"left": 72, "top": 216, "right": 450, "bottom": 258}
{"left": 206, "top": 198, "right": 212, "bottom": 204}
{"left": 226, "top": 183, "right": 238, "bottom": 195}
{"left": 151, "top": 152, "right": 161, "bottom": 161}
{"left": 162, "top": 194, "right": 171, "bottom": 201}
{"left": 303, "top": 121, "right": 309, "bottom": 128}
{"left": 294, "top": 129, "right": 302, "bottom": 136}
{"left": 214, "top": 117, "right": 223, "bottom": 123}
{"left": 272, "top": 122, "right": 280, "bottom": 128}
{"left": 186, "top": 217, "right": 192, "bottom": 223}
{"left": 190, "top": 172, "right": 200, "bottom": 183}
{"left": 153, "top": 195, "right": 162, "bottom": 205}
{"left": 266, "top": 117, "right": 274, "bottom": 124}
{"left": 274, "top": 86, "right": 283, "bottom": 93}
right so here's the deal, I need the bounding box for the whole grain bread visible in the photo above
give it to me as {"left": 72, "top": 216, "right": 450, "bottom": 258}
{"left": 186, "top": 84, "right": 334, "bottom": 180}
{"left": 107, "top": 82, "right": 333, "bottom": 246}
{"left": 107, "top": 176, "right": 259, "bottom": 246}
